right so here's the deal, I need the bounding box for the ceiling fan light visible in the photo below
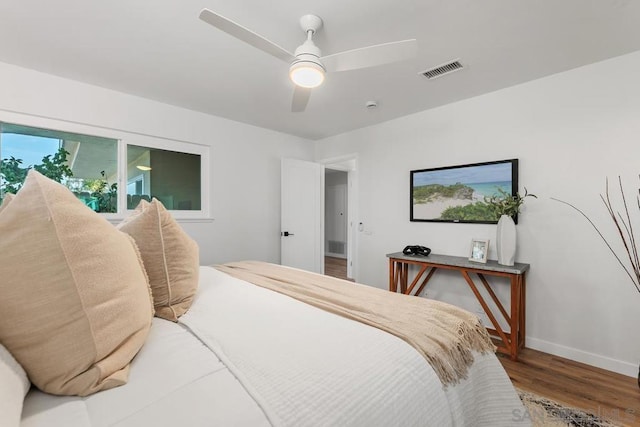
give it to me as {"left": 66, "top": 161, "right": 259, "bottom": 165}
{"left": 289, "top": 61, "right": 325, "bottom": 88}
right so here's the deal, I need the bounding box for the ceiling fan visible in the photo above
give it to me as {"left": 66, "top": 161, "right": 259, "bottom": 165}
{"left": 199, "top": 9, "right": 417, "bottom": 112}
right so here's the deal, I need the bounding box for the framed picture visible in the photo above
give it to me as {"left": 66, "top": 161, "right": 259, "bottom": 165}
{"left": 469, "top": 238, "right": 489, "bottom": 263}
{"left": 410, "top": 159, "right": 518, "bottom": 224}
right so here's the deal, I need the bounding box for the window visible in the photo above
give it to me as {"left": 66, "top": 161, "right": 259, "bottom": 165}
{"left": 0, "top": 120, "right": 209, "bottom": 219}
{"left": 126, "top": 145, "right": 201, "bottom": 210}
{"left": 0, "top": 123, "right": 118, "bottom": 212}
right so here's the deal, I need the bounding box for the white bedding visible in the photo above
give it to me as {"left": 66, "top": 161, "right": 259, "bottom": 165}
{"left": 21, "top": 317, "right": 269, "bottom": 427}
{"left": 21, "top": 266, "right": 529, "bottom": 426}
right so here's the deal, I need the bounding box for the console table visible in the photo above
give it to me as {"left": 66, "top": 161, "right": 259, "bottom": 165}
{"left": 387, "top": 252, "right": 529, "bottom": 361}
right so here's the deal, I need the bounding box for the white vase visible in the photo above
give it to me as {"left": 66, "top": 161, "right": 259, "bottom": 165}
{"left": 496, "top": 214, "right": 516, "bottom": 266}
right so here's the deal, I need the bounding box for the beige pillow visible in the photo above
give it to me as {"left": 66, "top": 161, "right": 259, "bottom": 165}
{"left": 0, "top": 343, "right": 30, "bottom": 427}
{"left": 0, "top": 192, "right": 14, "bottom": 214}
{"left": 119, "top": 198, "right": 199, "bottom": 321}
{"left": 0, "top": 170, "right": 153, "bottom": 396}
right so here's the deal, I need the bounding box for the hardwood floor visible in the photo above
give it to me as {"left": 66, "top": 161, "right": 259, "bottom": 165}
{"left": 325, "top": 256, "right": 352, "bottom": 281}
{"left": 498, "top": 347, "right": 640, "bottom": 426}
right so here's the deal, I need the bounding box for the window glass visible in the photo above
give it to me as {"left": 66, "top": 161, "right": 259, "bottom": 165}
{"left": 0, "top": 123, "right": 118, "bottom": 212}
{"left": 127, "top": 145, "right": 201, "bottom": 210}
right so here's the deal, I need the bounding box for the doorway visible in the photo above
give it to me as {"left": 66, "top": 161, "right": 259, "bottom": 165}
{"left": 325, "top": 169, "right": 349, "bottom": 280}
{"left": 321, "top": 154, "right": 357, "bottom": 281}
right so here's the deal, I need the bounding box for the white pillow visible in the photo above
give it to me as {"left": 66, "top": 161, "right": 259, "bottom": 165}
{"left": 0, "top": 343, "right": 30, "bottom": 427}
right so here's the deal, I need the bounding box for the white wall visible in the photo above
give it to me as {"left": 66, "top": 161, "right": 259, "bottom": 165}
{"left": 0, "top": 61, "right": 314, "bottom": 265}
{"left": 315, "top": 50, "right": 640, "bottom": 377}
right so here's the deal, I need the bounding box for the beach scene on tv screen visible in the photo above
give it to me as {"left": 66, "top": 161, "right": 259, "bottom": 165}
{"left": 412, "top": 162, "right": 512, "bottom": 222}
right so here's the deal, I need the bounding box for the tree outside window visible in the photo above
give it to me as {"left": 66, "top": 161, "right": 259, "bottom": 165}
{"left": 0, "top": 123, "right": 118, "bottom": 213}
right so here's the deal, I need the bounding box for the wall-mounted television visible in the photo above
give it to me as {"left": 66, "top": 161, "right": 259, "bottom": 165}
{"left": 410, "top": 159, "right": 518, "bottom": 224}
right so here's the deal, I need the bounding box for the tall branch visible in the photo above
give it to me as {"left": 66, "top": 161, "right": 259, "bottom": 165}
{"left": 551, "top": 197, "right": 640, "bottom": 293}
{"left": 602, "top": 180, "right": 640, "bottom": 288}
{"left": 619, "top": 176, "right": 640, "bottom": 278}
{"left": 615, "top": 211, "right": 640, "bottom": 285}
{"left": 605, "top": 177, "right": 640, "bottom": 286}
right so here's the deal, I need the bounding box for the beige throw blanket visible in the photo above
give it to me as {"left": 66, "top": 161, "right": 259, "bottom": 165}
{"left": 215, "top": 261, "right": 496, "bottom": 386}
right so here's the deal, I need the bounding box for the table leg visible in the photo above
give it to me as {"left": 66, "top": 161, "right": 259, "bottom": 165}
{"left": 520, "top": 274, "right": 526, "bottom": 349}
{"left": 510, "top": 276, "right": 520, "bottom": 361}
{"left": 400, "top": 263, "right": 408, "bottom": 294}
{"left": 389, "top": 259, "right": 395, "bottom": 292}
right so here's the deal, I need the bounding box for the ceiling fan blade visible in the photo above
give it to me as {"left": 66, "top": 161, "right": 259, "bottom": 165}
{"left": 291, "top": 86, "right": 312, "bottom": 112}
{"left": 321, "top": 39, "right": 417, "bottom": 73}
{"left": 199, "top": 8, "right": 295, "bottom": 63}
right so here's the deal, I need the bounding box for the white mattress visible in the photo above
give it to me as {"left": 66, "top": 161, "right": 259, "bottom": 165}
{"left": 21, "top": 266, "right": 529, "bottom": 427}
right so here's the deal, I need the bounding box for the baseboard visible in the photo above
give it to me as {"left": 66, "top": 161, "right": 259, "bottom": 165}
{"left": 324, "top": 253, "right": 347, "bottom": 259}
{"left": 526, "top": 336, "right": 637, "bottom": 378}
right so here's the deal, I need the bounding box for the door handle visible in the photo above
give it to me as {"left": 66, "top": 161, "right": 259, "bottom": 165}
{"left": 281, "top": 231, "right": 294, "bottom": 237}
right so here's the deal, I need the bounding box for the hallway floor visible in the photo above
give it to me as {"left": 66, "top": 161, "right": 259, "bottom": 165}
{"left": 325, "top": 256, "right": 352, "bottom": 281}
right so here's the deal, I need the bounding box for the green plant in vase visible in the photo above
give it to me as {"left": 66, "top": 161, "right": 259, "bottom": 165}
{"left": 485, "top": 188, "right": 537, "bottom": 266}
{"left": 485, "top": 187, "right": 537, "bottom": 220}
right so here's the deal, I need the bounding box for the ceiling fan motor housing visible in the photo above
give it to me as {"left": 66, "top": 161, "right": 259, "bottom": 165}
{"left": 293, "top": 41, "right": 324, "bottom": 68}
{"left": 290, "top": 37, "right": 325, "bottom": 88}
{"left": 292, "top": 15, "right": 324, "bottom": 70}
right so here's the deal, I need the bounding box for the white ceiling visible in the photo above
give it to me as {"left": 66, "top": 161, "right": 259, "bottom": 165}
{"left": 1, "top": 0, "right": 639, "bottom": 140}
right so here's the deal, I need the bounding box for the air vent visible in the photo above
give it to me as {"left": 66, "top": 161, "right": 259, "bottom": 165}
{"left": 420, "top": 59, "right": 463, "bottom": 80}
{"left": 328, "top": 240, "right": 346, "bottom": 255}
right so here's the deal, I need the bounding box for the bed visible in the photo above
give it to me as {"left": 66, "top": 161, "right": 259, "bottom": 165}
{"left": 20, "top": 265, "right": 529, "bottom": 426}
{"left": 1, "top": 171, "right": 529, "bottom": 426}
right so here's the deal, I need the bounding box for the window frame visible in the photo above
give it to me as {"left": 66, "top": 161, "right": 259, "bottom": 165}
{"left": 0, "top": 112, "right": 211, "bottom": 222}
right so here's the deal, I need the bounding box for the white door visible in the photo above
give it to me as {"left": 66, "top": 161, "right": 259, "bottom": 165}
{"left": 281, "top": 158, "right": 324, "bottom": 273}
